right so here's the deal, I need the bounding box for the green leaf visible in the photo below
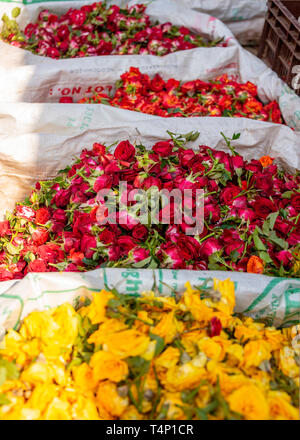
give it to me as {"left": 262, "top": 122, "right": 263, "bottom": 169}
{"left": 0, "top": 393, "right": 10, "bottom": 406}
{"left": 5, "top": 242, "right": 21, "bottom": 256}
{"left": 0, "top": 357, "right": 19, "bottom": 381}
{"left": 259, "top": 251, "right": 273, "bottom": 264}
{"left": 281, "top": 191, "right": 293, "bottom": 199}
{"left": 267, "top": 211, "right": 279, "bottom": 230}
{"left": 150, "top": 333, "right": 165, "bottom": 357}
{"left": 0, "top": 367, "right": 6, "bottom": 387}
{"left": 253, "top": 229, "right": 266, "bottom": 251}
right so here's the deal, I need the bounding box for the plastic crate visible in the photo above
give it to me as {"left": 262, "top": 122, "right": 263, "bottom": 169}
{"left": 258, "top": 0, "right": 300, "bottom": 96}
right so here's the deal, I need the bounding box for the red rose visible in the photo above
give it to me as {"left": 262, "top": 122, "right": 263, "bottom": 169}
{"left": 99, "top": 229, "right": 115, "bottom": 244}
{"left": 276, "top": 250, "right": 293, "bottom": 267}
{"left": 114, "top": 141, "right": 135, "bottom": 161}
{"left": 36, "top": 207, "right": 51, "bottom": 225}
{"left": 287, "top": 230, "right": 300, "bottom": 246}
{"left": 108, "top": 245, "right": 121, "bottom": 261}
{"left": 224, "top": 240, "right": 245, "bottom": 256}
{"left": 46, "top": 47, "right": 60, "bottom": 59}
{"left": 93, "top": 175, "right": 113, "bottom": 192}
{"left": 274, "top": 218, "right": 292, "bottom": 236}
{"left": 37, "top": 244, "right": 62, "bottom": 263}
{"left": 52, "top": 209, "right": 67, "bottom": 224}
{"left": 70, "top": 10, "right": 86, "bottom": 26}
{"left": 209, "top": 317, "right": 222, "bottom": 337}
{"left": 142, "top": 176, "right": 162, "bottom": 190}
{"left": 53, "top": 189, "right": 71, "bottom": 208}
{"left": 237, "top": 207, "right": 256, "bottom": 222}
{"left": 200, "top": 238, "right": 222, "bottom": 258}
{"left": 253, "top": 198, "right": 277, "bottom": 218}
{"left": 291, "top": 194, "right": 300, "bottom": 211}
{"left": 32, "top": 228, "right": 49, "bottom": 246}
{"left": 204, "top": 203, "right": 221, "bottom": 223}
{"left": 160, "top": 243, "right": 185, "bottom": 269}
{"left": 16, "top": 206, "right": 35, "bottom": 221}
{"left": 28, "top": 259, "right": 47, "bottom": 273}
{"left": 132, "top": 224, "right": 149, "bottom": 241}
{"left": 177, "top": 235, "right": 201, "bottom": 260}
{"left": 93, "top": 143, "right": 106, "bottom": 155}
{"left": 231, "top": 155, "right": 244, "bottom": 169}
{"left": 150, "top": 74, "right": 165, "bottom": 92}
{"left": 152, "top": 141, "right": 173, "bottom": 157}
{"left": 220, "top": 185, "right": 241, "bottom": 205}
{"left": 0, "top": 220, "right": 11, "bottom": 237}
{"left": 80, "top": 234, "right": 97, "bottom": 259}
{"left": 117, "top": 236, "right": 136, "bottom": 256}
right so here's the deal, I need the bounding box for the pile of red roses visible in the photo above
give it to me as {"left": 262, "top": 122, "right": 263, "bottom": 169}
{"left": 0, "top": 132, "right": 299, "bottom": 281}
{"left": 0, "top": 3, "right": 224, "bottom": 59}
{"left": 78, "top": 67, "right": 283, "bottom": 123}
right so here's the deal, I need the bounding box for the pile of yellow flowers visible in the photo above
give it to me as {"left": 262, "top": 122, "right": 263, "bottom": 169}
{"left": 0, "top": 279, "right": 299, "bottom": 420}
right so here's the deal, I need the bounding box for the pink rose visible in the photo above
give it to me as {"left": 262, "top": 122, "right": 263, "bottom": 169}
{"left": 131, "top": 247, "right": 150, "bottom": 263}
{"left": 93, "top": 175, "right": 113, "bottom": 192}
{"left": 276, "top": 250, "right": 292, "bottom": 267}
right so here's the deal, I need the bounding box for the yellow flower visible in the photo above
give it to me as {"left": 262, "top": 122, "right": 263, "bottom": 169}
{"left": 162, "top": 354, "right": 207, "bottom": 392}
{"left": 19, "top": 303, "right": 78, "bottom": 360}
{"left": 102, "top": 329, "right": 150, "bottom": 359}
{"left": 155, "top": 346, "right": 180, "bottom": 378}
{"left": 198, "top": 338, "right": 223, "bottom": 361}
{"left": 227, "top": 385, "right": 269, "bottom": 420}
{"left": 213, "top": 278, "right": 235, "bottom": 315}
{"left": 0, "top": 330, "right": 40, "bottom": 367}
{"left": 157, "top": 392, "right": 186, "bottom": 420}
{"left": 25, "top": 383, "right": 59, "bottom": 415}
{"left": 264, "top": 327, "right": 284, "bottom": 351}
{"left": 122, "top": 405, "right": 145, "bottom": 420}
{"left": 72, "top": 363, "right": 97, "bottom": 391}
{"left": 152, "top": 311, "right": 180, "bottom": 344}
{"left": 268, "top": 391, "right": 299, "bottom": 420}
{"left": 71, "top": 395, "right": 100, "bottom": 420}
{"left": 88, "top": 319, "right": 127, "bottom": 345}
{"left": 234, "top": 317, "right": 265, "bottom": 342}
{"left": 226, "top": 344, "right": 244, "bottom": 366}
{"left": 96, "top": 381, "right": 129, "bottom": 418}
{"left": 90, "top": 351, "right": 128, "bottom": 383}
{"left": 21, "top": 361, "right": 67, "bottom": 386}
{"left": 242, "top": 340, "right": 271, "bottom": 369}
{"left": 83, "top": 289, "right": 114, "bottom": 325}
{"left": 43, "top": 397, "right": 72, "bottom": 420}
{"left": 279, "top": 346, "right": 299, "bottom": 378}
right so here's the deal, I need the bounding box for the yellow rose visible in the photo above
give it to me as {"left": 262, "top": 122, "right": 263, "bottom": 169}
{"left": 157, "top": 392, "right": 186, "bottom": 420}
{"left": 213, "top": 278, "right": 235, "bottom": 315}
{"left": 155, "top": 346, "right": 180, "bottom": 379}
{"left": 0, "top": 330, "right": 40, "bottom": 367}
{"left": 279, "top": 346, "right": 299, "bottom": 378}
{"left": 162, "top": 354, "right": 207, "bottom": 392}
{"left": 88, "top": 319, "right": 128, "bottom": 345}
{"left": 71, "top": 395, "right": 100, "bottom": 420}
{"left": 198, "top": 337, "right": 226, "bottom": 362}
{"left": 96, "top": 380, "right": 129, "bottom": 418}
{"left": 90, "top": 351, "right": 128, "bottom": 383}
{"left": 122, "top": 405, "right": 145, "bottom": 420}
{"left": 152, "top": 311, "right": 180, "bottom": 344}
{"left": 226, "top": 343, "right": 244, "bottom": 366}
{"left": 19, "top": 303, "right": 78, "bottom": 361}
{"left": 102, "top": 329, "right": 150, "bottom": 359}
{"left": 72, "top": 363, "right": 97, "bottom": 391}
{"left": 84, "top": 289, "right": 114, "bottom": 324}
{"left": 43, "top": 397, "right": 72, "bottom": 420}
{"left": 21, "top": 361, "right": 67, "bottom": 386}
{"left": 268, "top": 391, "right": 299, "bottom": 420}
{"left": 242, "top": 340, "right": 271, "bottom": 369}
{"left": 264, "top": 327, "right": 284, "bottom": 351}
{"left": 25, "top": 383, "right": 59, "bottom": 414}
{"left": 227, "top": 384, "right": 269, "bottom": 420}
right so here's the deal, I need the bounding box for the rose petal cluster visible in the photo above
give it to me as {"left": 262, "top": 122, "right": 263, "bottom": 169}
{"left": 79, "top": 67, "right": 283, "bottom": 124}
{"left": 0, "top": 133, "right": 299, "bottom": 281}
{"left": 1, "top": 3, "right": 224, "bottom": 58}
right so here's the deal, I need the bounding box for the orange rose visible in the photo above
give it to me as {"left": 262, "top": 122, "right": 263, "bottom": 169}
{"left": 259, "top": 156, "right": 273, "bottom": 168}
{"left": 247, "top": 256, "right": 264, "bottom": 274}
